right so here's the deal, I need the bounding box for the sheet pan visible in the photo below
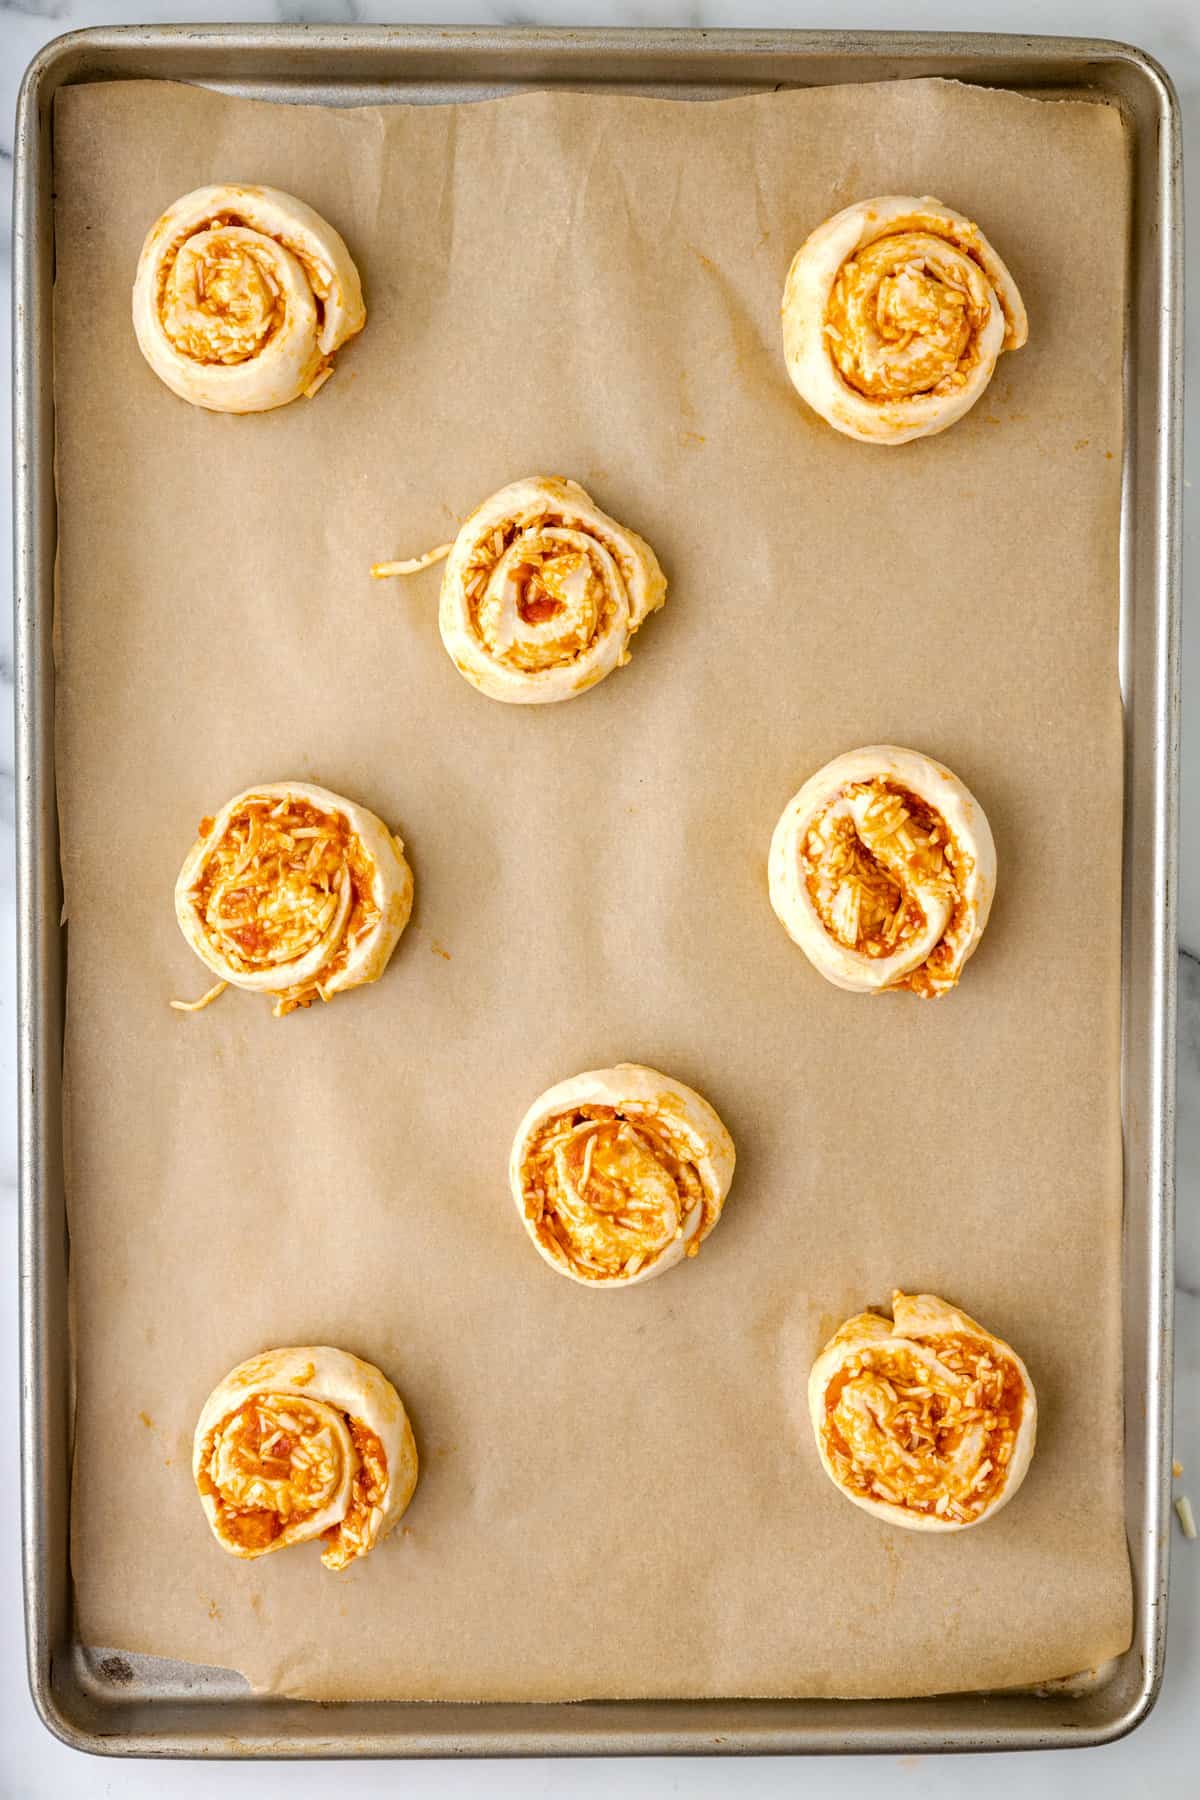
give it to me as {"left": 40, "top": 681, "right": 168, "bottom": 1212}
{"left": 13, "top": 25, "right": 1180, "bottom": 1756}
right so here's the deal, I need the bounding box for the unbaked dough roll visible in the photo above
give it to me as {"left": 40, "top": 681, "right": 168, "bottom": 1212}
{"left": 173, "top": 781, "right": 412, "bottom": 1018}
{"left": 781, "top": 195, "right": 1027, "bottom": 444}
{"left": 372, "top": 477, "right": 667, "bottom": 704}
{"left": 809, "top": 1292, "right": 1037, "bottom": 1531}
{"left": 193, "top": 1346, "right": 419, "bottom": 1569}
{"left": 768, "top": 745, "right": 996, "bottom": 999}
{"left": 510, "top": 1064, "right": 735, "bottom": 1287}
{"left": 133, "top": 184, "right": 366, "bottom": 412}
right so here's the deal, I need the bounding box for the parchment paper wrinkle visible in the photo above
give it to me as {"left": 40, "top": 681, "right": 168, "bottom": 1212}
{"left": 53, "top": 75, "right": 1130, "bottom": 1702}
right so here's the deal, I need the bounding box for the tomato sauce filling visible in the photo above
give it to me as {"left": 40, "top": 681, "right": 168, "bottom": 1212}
{"left": 190, "top": 797, "right": 380, "bottom": 1010}
{"left": 822, "top": 1333, "right": 1025, "bottom": 1523}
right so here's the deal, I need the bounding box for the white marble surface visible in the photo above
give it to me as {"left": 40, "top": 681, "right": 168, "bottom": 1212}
{"left": 1, "top": 0, "right": 1197, "bottom": 1793}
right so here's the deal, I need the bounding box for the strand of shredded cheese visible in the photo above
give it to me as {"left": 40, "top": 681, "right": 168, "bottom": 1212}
{"left": 302, "top": 363, "right": 334, "bottom": 400}
{"left": 371, "top": 543, "right": 454, "bottom": 580}
{"left": 170, "top": 980, "right": 229, "bottom": 1013}
{"left": 1176, "top": 1495, "right": 1197, "bottom": 1541}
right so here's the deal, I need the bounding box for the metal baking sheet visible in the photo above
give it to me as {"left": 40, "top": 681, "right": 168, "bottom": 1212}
{"left": 13, "top": 25, "right": 1180, "bottom": 1757}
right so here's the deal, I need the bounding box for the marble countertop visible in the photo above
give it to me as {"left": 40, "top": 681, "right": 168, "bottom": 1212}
{"left": 1, "top": 1, "right": 1196, "bottom": 1793}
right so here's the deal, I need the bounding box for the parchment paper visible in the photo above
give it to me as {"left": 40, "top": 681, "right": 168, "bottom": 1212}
{"left": 53, "top": 74, "right": 1132, "bottom": 1701}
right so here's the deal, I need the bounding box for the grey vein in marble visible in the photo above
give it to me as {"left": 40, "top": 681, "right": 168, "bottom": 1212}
{"left": 0, "top": 0, "right": 67, "bottom": 20}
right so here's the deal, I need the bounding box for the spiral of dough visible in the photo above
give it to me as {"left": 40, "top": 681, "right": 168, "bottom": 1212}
{"left": 193, "top": 1346, "right": 419, "bottom": 1569}
{"left": 809, "top": 1292, "right": 1037, "bottom": 1531}
{"left": 373, "top": 477, "right": 667, "bottom": 704}
{"left": 781, "top": 195, "right": 1027, "bottom": 444}
{"left": 173, "top": 781, "right": 412, "bottom": 1017}
{"left": 510, "top": 1064, "right": 735, "bottom": 1287}
{"left": 768, "top": 745, "right": 996, "bottom": 998}
{"left": 132, "top": 184, "right": 366, "bottom": 412}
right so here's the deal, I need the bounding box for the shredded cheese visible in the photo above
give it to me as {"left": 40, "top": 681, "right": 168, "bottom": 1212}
{"left": 472, "top": 533, "right": 610, "bottom": 674}
{"left": 320, "top": 1420, "right": 391, "bottom": 1570}
{"left": 522, "top": 1105, "right": 706, "bottom": 1282}
{"left": 185, "top": 797, "right": 378, "bottom": 1012}
{"left": 161, "top": 228, "right": 285, "bottom": 367}
{"left": 169, "top": 979, "right": 228, "bottom": 1013}
{"left": 374, "top": 509, "right": 624, "bottom": 677}
{"left": 198, "top": 1395, "right": 392, "bottom": 1569}
{"left": 371, "top": 542, "right": 454, "bottom": 579}
{"left": 826, "top": 224, "right": 992, "bottom": 401}
{"left": 822, "top": 1333, "right": 1025, "bottom": 1525}
{"left": 302, "top": 362, "right": 334, "bottom": 400}
{"left": 1176, "top": 1496, "right": 1197, "bottom": 1541}
{"left": 804, "top": 778, "right": 972, "bottom": 996}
